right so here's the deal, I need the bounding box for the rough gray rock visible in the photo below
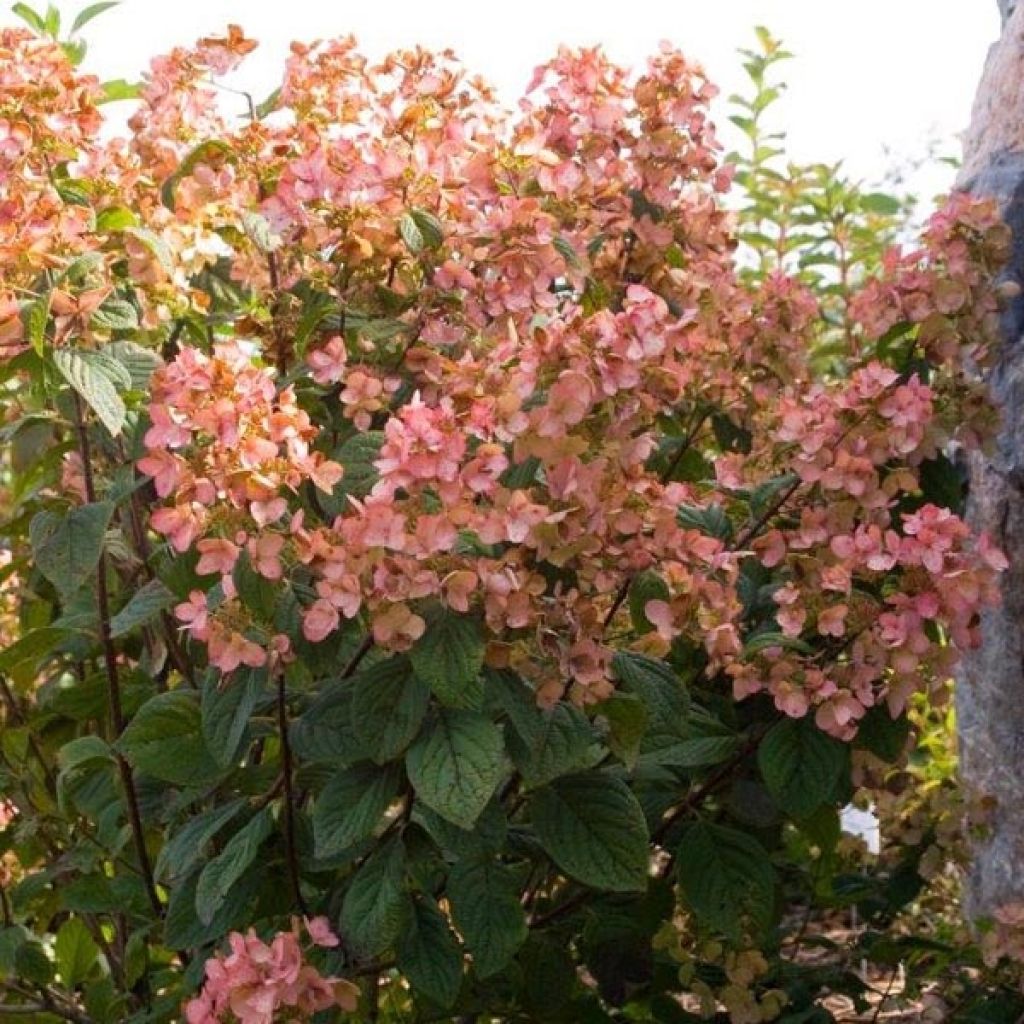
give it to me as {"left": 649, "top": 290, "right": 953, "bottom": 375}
{"left": 956, "top": 4, "right": 1024, "bottom": 923}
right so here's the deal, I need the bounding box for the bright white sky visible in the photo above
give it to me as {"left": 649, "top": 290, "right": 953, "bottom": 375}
{"left": 31, "top": 0, "right": 1002, "bottom": 198}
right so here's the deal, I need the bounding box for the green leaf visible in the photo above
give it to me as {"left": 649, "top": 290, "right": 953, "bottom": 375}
{"left": 676, "top": 822, "right": 775, "bottom": 938}
{"left": 110, "top": 579, "right": 174, "bottom": 638}
{"left": 201, "top": 666, "right": 266, "bottom": 766}
{"left": 446, "top": 854, "right": 527, "bottom": 978}
{"left": 105, "top": 341, "right": 162, "bottom": 390}
{"left": 71, "top": 1, "right": 119, "bottom": 33}
{"left": 641, "top": 734, "right": 738, "bottom": 769}
{"left": 409, "top": 607, "right": 485, "bottom": 709}
{"left": 676, "top": 503, "right": 732, "bottom": 541}
{"left": 80, "top": 349, "right": 132, "bottom": 389}
{"left": 98, "top": 78, "right": 141, "bottom": 103}
{"left": 520, "top": 935, "right": 576, "bottom": 1016}
{"left": 0, "top": 626, "right": 77, "bottom": 673}
{"left": 254, "top": 87, "right": 281, "bottom": 119}
{"left": 743, "top": 631, "right": 813, "bottom": 657}
{"left": 53, "top": 348, "right": 126, "bottom": 436}
{"left": 399, "top": 212, "right": 425, "bottom": 253}
{"left": 406, "top": 710, "right": 504, "bottom": 829}
{"left": 855, "top": 706, "right": 911, "bottom": 763}
{"left": 22, "top": 293, "right": 50, "bottom": 356}
{"left": 860, "top": 192, "right": 901, "bottom": 216}
{"left": 553, "top": 235, "right": 582, "bottom": 269}
{"left": 340, "top": 837, "right": 408, "bottom": 957}
{"left": 289, "top": 678, "right": 367, "bottom": 764}
{"left": 154, "top": 798, "right": 246, "bottom": 884}
{"left": 410, "top": 209, "right": 444, "bottom": 249}
{"left": 749, "top": 472, "right": 799, "bottom": 518}
{"left": 195, "top": 808, "right": 274, "bottom": 925}
{"left": 758, "top": 717, "right": 847, "bottom": 819}
{"left": 313, "top": 761, "right": 402, "bottom": 858}
{"left": 31, "top": 502, "right": 113, "bottom": 600}
{"left": 0, "top": 926, "right": 27, "bottom": 976}
{"left": 14, "top": 941, "right": 53, "bottom": 985}
{"left": 414, "top": 800, "right": 507, "bottom": 859}
{"left": 611, "top": 652, "right": 689, "bottom": 734}
{"left": 628, "top": 570, "right": 670, "bottom": 635}
{"left": 165, "top": 868, "right": 260, "bottom": 949}
{"left": 529, "top": 773, "right": 648, "bottom": 892}
{"left": 118, "top": 690, "right": 221, "bottom": 786}
{"left": 326, "top": 430, "right": 383, "bottom": 503}
{"left": 493, "top": 670, "right": 600, "bottom": 787}
{"left": 599, "top": 693, "right": 648, "bottom": 770}
{"left": 232, "top": 552, "right": 276, "bottom": 619}
{"left": 11, "top": 3, "right": 46, "bottom": 33}
{"left": 396, "top": 895, "right": 463, "bottom": 1008}
{"left": 94, "top": 205, "right": 138, "bottom": 233}
{"left": 54, "top": 918, "right": 98, "bottom": 987}
{"left": 91, "top": 298, "right": 139, "bottom": 331}
{"left": 351, "top": 657, "right": 429, "bottom": 764}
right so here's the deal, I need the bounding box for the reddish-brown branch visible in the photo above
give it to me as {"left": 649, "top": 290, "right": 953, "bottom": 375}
{"left": 71, "top": 395, "right": 163, "bottom": 920}
{"left": 276, "top": 670, "right": 309, "bottom": 916}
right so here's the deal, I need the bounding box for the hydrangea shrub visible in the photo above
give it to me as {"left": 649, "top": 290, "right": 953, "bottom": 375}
{"left": 0, "top": 8, "right": 1021, "bottom": 1023}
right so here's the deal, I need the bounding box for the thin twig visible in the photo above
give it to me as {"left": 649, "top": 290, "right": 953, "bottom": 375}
{"left": 276, "top": 670, "right": 309, "bottom": 916}
{"left": 340, "top": 633, "right": 374, "bottom": 679}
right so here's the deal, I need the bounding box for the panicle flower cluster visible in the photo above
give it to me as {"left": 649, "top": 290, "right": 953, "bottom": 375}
{"left": 139, "top": 341, "right": 341, "bottom": 671}
{"left": 184, "top": 917, "right": 358, "bottom": 1024}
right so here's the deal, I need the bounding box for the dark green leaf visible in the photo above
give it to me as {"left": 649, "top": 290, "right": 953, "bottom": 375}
{"left": 855, "top": 706, "right": 911, "bottom": 763}
{"left": 313, "top": 761, "right": 402, "bottom": 858}
{"left": 447, "top": 854, "right": 527, "bottom": 978}
{"left": 118, "top": 691, "right": 221, "bottom": 786}
{"left": 599, "top": 693, "right": 648, "bottom": 770}
{"left": 409, "top": 607, "right": 485, "bottom": 709}
{"left": 629, "top": 570, "right": 670, "bottom": 635}
{"left": 758, "top": 717, "right": 846, "bottom": 819}
{"left": 201, "top": 666, "right": 266, "bottom": 766}
{"left": 494, "top": 669, "right": 601, "bottom": 786}
{"left": 31, "top": 502, "right": 113, "bottom": 600}
{"left": 195, "top": 808, "right": 274, "bottom": 925}
{"left": 529, "top": 773, "right": 648, "bottom": 892}
{"left": 351, "top": 657, "right": 429, "bottom": 763}
{"left": 406, "top": 710, "right": 504, "bottom": 829}
{"left": 676, "top": 503, "right": 732, "bottom": 541}
{"left": 676, "top": 822, "right": 775, "bottom": 938}
{"left": 340, "top": 837, "right": 408, "bottom": 957}
{"left": 110, "top": 579, "right": 174, "bottom": 638}
{"left": 396, "top": 895, "right": 463, "bottom": 1008}
{"left": 154, "top": 799, "right": 246, "bottom": 884}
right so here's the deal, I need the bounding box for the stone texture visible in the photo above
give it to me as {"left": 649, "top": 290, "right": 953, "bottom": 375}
{"left": 956, "top": 3, "right": 1024, "bottom": 923}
